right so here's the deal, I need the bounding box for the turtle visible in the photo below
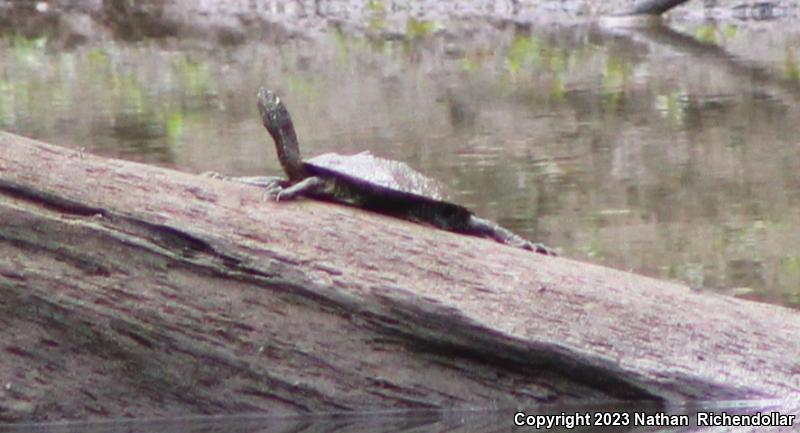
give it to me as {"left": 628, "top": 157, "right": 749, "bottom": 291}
{"left": 220, "top": 87, "right": 555, "bottom": 256}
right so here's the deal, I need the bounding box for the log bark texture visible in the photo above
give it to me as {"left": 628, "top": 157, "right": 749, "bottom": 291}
{"left": 1, "top": 131, "right": 799, "bottom": 423}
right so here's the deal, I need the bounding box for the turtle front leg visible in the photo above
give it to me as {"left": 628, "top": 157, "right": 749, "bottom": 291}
{"left": 233, "top": 176, "right": 289, "bottom": 198}
{"left": 465, "top": 215, "right": 557, "bottom": 256}
{"left": 202, "top": 172, "right": 288, "bottom": 198}
{"left": 275, "top": 176, "right": 327, "bottom": 201}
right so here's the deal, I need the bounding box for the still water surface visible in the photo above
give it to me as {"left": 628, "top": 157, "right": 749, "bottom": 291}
{"left": 0, "top": 401, "right": 781, "bottom": 432}
{"left": 2, "top": 17, "right": 800, "bottom": 309}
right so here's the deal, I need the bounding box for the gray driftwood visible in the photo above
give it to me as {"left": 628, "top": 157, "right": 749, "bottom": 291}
{"left": 1, "top": 131, "right": 799, "bottom": 423}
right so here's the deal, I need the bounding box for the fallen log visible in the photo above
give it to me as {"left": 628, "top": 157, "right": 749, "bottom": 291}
{"left": 1, "top": 131, "right": 799, "bottom": 423}
{"left": 616, "top": 0, "right": 693, "bottom": 16}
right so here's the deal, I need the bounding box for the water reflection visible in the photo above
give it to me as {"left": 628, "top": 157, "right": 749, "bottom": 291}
{"left": 1, "top": 11, "right": 800, "bottom": 309}
{"left": 0, "top": 401, "right": 785, "bottom": 433}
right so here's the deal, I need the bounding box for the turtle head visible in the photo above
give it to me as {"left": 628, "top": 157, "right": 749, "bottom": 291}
{"left": 257, "top": 87, "right": 305, "bottom": 182}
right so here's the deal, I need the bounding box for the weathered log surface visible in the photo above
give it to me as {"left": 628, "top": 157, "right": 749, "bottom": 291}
{"left": 1, "top": 131, "right": 799, "bottom": 423}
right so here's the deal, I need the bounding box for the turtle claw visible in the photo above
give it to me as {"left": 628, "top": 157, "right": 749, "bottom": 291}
{"left": 201, "top": 171, "right": 228, "bottom": 180}
{"left": 531, "top": 243, "right": 558, "bottom": 256}
{"left": 516, "top": 240, "right": 557, "bottom": 256}
{"left": 273, "top": 176, "right": 325, "bottom": 202}
{"left": 275, "top": 188, "right": 301, "bottom": 202}
{"left": 260, "top": 189, "right": 279, "bottom": 202}
{"left": 265, "top": 187, "right": 284, "bottom": 202}
{"left": 274, "top": 190, "right": 297, "bottom": 202}
{"left": 251, "top": 181, "right": 284, "bottom": 202}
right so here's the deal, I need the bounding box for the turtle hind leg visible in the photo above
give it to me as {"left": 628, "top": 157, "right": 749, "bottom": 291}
{"left": 465, "top": 215, "right": 557, "bottom": 256}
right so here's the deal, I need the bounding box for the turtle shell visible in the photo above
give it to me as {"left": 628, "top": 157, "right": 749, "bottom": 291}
{"left": 303, "top": 151, "right": 447, "bottom": 201}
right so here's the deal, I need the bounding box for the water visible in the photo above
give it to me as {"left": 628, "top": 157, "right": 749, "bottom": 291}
{"left": 2, "top": 5, "right": 800, "bottom": 309}
{"left": 0, "top": 401, "right": 787, "bottom": 432}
